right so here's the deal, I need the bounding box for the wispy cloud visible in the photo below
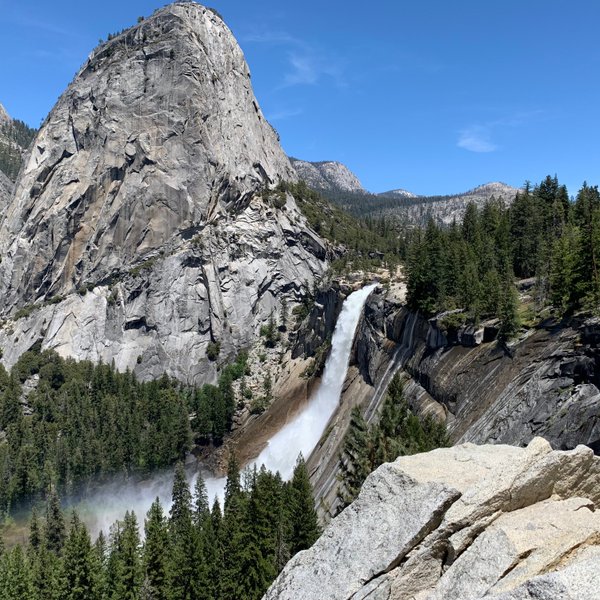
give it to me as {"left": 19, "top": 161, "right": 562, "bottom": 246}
{"left": 267, "top": 107, "right": 303, "bottom": 121}
{"left": 458, "top": 126, "right": 497, "bottom": 153}
{"left": 458, "top": 110, "right": 546, "bottom": 153}
{"left": 10, "top": 15, "right": 82, "bottom": 39}
{"left": 284, "top": 54, "right": 318, "bottom": 86}
{"left": 243, "top": 29, "right": 346, "bottom": 89}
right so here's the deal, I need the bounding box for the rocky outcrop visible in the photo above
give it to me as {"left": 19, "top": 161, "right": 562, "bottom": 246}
{"left": 0, "top": 169, "right": 12, "bottom": 214}
{"left": 0, "top": 102, "right": 35, "bottom": 182}
{"left": 290, "top": 158, "right": 365, "bottom": 194}
{"left": 0, "top": 3, "right": 327, "bottom": 383}
{"left": 341, "top": 291, "right": 600, "bottom": 453}
{"left": 265, "top": 438, "right": 600, "bottom": 600}
{"left": 399, "top": 314, "right": 600, "bottom": 451}
{"left": 0, "top": 103, "right": 9, "bottom": 127}
{"left": 379, "top": 187, "right": 420, "bottom": 198}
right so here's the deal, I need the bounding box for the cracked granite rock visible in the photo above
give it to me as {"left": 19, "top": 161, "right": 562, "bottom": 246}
{"left": 0, "top": 3, "right": 327, "bottom": 383}
{"left": 0, "top": 169, "right": 12, "bottom": 216}
{"left": 290, "top": 158, "right": 365, "bottom": 194}
{"left": 263, "top": 438, "right": 600, "bottom": 600}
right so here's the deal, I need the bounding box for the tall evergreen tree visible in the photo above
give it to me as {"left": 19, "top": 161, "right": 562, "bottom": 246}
{"left": 61, "top": 512, "right": 98, "bottom": 600}
{"left": 0, "top": 545, "right": 33, "bottom": 600}
{"left": 143, "top": 498, "right": 170, "bottom": 600}
{"left": 498, "top": 279, "right": 521, "bottom": 340}
{"left": 93, "top": 531, "right": 108, "bottom": 600}
{"left": 110, "top": 512, "right": 142, "bottom": 600}
{"left": 220, "top": 454, "right": 247, "bottom": 600}
{"left": 337, "top": 407, "right": 370, "bottom": 508}
{"left": 289, "top": 455, "right": 320, "bottom": 556}
{"left": 168, "top": 463, "right": 195, "bottom": 600}
{"left": 45, "top": 487, "right": 66, "bottom": 555}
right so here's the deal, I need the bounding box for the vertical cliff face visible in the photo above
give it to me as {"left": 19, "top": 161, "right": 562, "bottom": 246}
{"left": 341, "top": 293, "right": 600, "bottom": 453}
{"left": 0, "top": 3, "right": 327, "bottom": 382}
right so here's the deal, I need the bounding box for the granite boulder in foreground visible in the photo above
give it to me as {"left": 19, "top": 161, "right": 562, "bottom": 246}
{"left": 264, "top": 438, "right": 600, "bottom": 600}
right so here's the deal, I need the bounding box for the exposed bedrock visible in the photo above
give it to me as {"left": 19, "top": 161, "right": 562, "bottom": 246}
{"left": 347, "top": 293, "right": 600, "bottom": 452}
{"left": 265, "top": 438, "right": 600, "bottom": 600}
{"left": 0, "top": 3, "right": 328, "bottom": 382}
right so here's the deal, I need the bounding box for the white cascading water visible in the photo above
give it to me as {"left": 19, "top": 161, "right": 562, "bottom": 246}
{"left": 77, "top": 284, "right": 376, "bottom": 536}
{"left": 248, "top": 283, "right": 377, "bottom": 480}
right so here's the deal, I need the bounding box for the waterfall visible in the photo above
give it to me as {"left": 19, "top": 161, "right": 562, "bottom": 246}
{"left": 76, "top": 284, "right": 376, "bottom": 536}
{"left": 249, "top": 283, "right": 378, "bottom": 480}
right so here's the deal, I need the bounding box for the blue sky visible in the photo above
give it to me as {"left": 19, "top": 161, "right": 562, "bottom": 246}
{"left": 1, "top": 0, "right": 599, "bottom": 196}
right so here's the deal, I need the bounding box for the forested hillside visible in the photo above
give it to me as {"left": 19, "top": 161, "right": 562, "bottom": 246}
{"left": 0, "top": 457, "right": 319, "bottom": 600}
{"left": 0, "top": 117, "right": 36, "bottom": 180}
{"left": 279, "top": 181, "right": 405, "bottom": 272}
{"left": 405, "top": 176, "right": 600, "bottom": 337}
{"left": 0, "top": 348, "right": 250, "bottom": 515}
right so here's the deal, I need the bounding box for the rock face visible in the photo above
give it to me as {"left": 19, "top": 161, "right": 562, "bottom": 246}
{"left": 0, "top": 3, "right": 327, "bottom": 383}
{"left": 0, "top": 169, "right": 12, "bottom": 214}
{"left": 0, "top": 102, "right": 9, "bottom": 126}
{"left": 377, "top": 182, "right": 520, "bottom": 226}
{"left": 343, "top": 292, "right": 600, "bottom": 452}
{"left": 399, "top": 313, "right": 600, "bottom": 451}
{"left": 264, "top": 438, "right": 600, "bottom": 600}
{"left": 290, "top": 158, "right": 365, "bottom": 194}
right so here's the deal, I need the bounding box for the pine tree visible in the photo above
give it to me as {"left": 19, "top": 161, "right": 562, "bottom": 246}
{"left": 117, "top": 511, "right": 142, "bottom": 600}
{"left": 337, "top": 407, "right": 370, "bottom": 509}
{"left": 207, "top": 498, "right": 224, "bottom": 600}
{"left": 143, "top": 498, "right": 170, "bottom": 600}
{"left": 242, "top": 467, "right": 285, "bottom": 597}
{"left": 0, "top": 545, "right": 33, "bottom": 600}
{"left": 289, "top": 454, "right": 320, "bottom": 556}
{"left": 61, "top": 512, "right": 98, "bottom": 600}
{"left": 550, "top": 224, "right": 580, "bottom": 314}
{"left": 45, "top": 487, "right": 66, "bottom": 555}
{"left": 29, "top": 506, "right": 42, "bottom": 553}
{"left": 224, "top": 454, "right": 241, "bottom": 512}
{"left": 220, "top": 455, "right": 248, "bottom": 600}
{"left": 93, "top": 531, "right": 108, "bottom": 600}
{"left": 168, "top": 463, "right": 195, "bottom": 600}
{"left": 574, "top": 183, "right": 600, "bottom": 312}
{"left": 498, "top": 279, "right": 521, "bottom": 340}
{"left": 510, "top": 184, "right": 541, "bottom": 278}
{"left": 193, "top": 473, "right": 210, "bottom": 527}
{"left": 190, "top": 473, "right": 212, "bottom": 598}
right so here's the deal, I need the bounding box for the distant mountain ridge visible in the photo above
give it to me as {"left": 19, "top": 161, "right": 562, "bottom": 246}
{"left": 380, "top": 188, "right": 420, "bottom": 198}
{"left": 291, "top": 156, "right": 521, "bottom": 225}
{"left": 289, "top": 158, "right": 365, "bottom": 193}
{"left": 385, "top": 181, "right": 521, "bottom": 225}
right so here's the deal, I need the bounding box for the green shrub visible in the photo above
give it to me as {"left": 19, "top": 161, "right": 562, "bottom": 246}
{"left": 14, "top": 304, "right": 38, "bottom": 320}
{"left": 206, "top": 341, "right": 221, "bottom": 361}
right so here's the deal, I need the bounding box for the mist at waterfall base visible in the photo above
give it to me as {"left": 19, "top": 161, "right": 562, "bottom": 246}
{"left": 71, "top": 284, "right": 377, "bottom": 537}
